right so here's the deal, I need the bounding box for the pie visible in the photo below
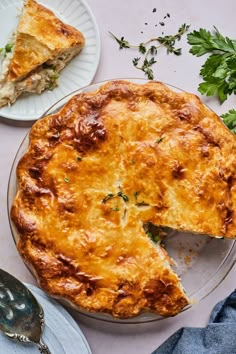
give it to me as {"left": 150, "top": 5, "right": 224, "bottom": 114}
{"left": 0, "top": 0, "right": 85, "bottom": 107}
{"left": 10, "top": 80, "right": 236, "bottom": 319}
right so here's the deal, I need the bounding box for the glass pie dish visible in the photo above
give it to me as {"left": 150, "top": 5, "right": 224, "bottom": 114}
{"left": 7, "top": 79, "right": 236, "bottom": 323}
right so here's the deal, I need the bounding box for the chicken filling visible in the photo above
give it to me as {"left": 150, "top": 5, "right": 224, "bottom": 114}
{"left": 0, "top": 36, "right": 77, "bottom": 107}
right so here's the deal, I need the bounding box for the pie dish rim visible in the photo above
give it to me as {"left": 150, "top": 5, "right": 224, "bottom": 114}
{"left": 7, "top": 78, "right": 236, "bottom": 323}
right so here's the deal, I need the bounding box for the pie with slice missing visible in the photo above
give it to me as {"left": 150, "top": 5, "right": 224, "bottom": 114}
{"left": 10, "top": 80, "right": 236, "bottom": 318}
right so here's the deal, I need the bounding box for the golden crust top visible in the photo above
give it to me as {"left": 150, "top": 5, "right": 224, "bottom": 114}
{"left": 8, "top": 0, "right": 85, "bottom": 81}
{"left": 11, "top": 80, "right": 236, "bottom": 318}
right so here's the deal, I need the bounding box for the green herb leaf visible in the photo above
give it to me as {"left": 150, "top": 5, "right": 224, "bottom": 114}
{"left": 109, "top": 32, "right": 130, "bottom": 49}
{"left": 198, "top": 81, "right": 219, "bottom": 97}
{"left": 157, "top": 24, "right": 190, "bottom": 54}
{"left": 139, "top": 43, "right": 146, "bottom": 54}
{"left": 187, "top": 28, "right": 214, "bottom": 56}
{"left": 117, "top": 191, "right": 129, "bottom": 202}
{"left": 221, "top": 109, "right": 236, "bottom": 134}
{"left": 140, "top": 57, "right": 157, "bottom": 80}
{"left": 132, "top": 57, "right": 140, "bottom": 67}
{"left": 133, "top": 191, "right": 140, "bottom": 200}
{"left": 136, "top": 201, "right": 149, "bottom": 206}
{"left": 143, "top": 66, "right": 154, "bottom": 80}
{"left": 64, "top": 177, "right": 70, "bottom": 183}
{"left": 198, "top": 80, "right": 229, "bottom": 103}
{"left": 109, "top": 24, "right": 190, "bottom": 80}
{"left": 77, "top": 156, "right": 82, "bottom": 161}
{"left": 150, "top": 45, "right": 158, "bottom": 55}
{"left": 102, "top": 193, "right": 114, "bottom": 204}
{"left": 199, "top": 54, "right": 223, "bottom": 80}
{"left": 187, "top": 27, "right": 236, "bottom": 102}
{"left": 110, "top": 206, "right": 120, "bottom": 211}
{"left": 156, "top": 137, "right": 163, "bottom": 144}
{"left": 173, "top": 48, "right": 182, "bottom": 55}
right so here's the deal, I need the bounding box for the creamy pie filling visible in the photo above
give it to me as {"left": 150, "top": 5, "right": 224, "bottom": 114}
{"left": 0, "top": 37, "right": 77, "bottom": 107}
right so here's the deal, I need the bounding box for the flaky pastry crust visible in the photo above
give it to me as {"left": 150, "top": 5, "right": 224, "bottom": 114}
{"left": 8, "top": 0, "right": 85, "bottom": 81}
{"left": 11, "top": 80, "right": 236, "bottom": 318}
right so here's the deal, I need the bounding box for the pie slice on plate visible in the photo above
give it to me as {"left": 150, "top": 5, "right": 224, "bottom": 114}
{"left": 10, "top": 80, "right": 236, "bottom": 318}
{"left": 0, "top": 0, "right": 85, "bottom": 107}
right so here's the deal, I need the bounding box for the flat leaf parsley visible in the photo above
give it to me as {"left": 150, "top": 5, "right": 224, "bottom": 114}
{"left": 187, "top": 27, "right": 236, "bottom": 102}
{"left": 221, "top": 109, "right": 236, "bottom": 134}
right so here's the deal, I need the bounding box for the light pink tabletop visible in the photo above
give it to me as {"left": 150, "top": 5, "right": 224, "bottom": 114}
{"left": 0, "top": 0, "right": 235, "bottom": 353}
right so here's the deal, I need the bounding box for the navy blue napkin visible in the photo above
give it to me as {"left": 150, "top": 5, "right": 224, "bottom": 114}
{"left": 152, "top": 290, "right": 236, "bottom": 354}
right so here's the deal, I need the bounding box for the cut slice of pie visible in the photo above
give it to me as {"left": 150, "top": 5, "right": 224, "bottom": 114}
{"left": 10, "top": 80, "right": 236, "bottom": 319}
{"left": 0, "top": 0, "right": 85, "bottom": 107}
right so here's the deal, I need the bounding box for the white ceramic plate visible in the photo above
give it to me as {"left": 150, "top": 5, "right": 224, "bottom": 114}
{"left": 0, "top": 0, "right": 100, "bottom": 121}
{"left": 0, "top": 283, "right": 92, "bottom": 353}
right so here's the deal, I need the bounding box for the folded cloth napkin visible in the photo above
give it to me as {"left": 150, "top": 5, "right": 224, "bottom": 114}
{"left": 152, "top": 289, "right": 236, "bottom": 354}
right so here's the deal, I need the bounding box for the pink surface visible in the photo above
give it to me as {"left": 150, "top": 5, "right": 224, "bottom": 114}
{"left": 0, "top": 0, "right": 235, "bottom": 353}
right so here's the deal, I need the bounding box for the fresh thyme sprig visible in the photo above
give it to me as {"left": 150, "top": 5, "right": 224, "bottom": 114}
{"left": 109, "top": 34, "right": 131, "bottom": 49}
{"left": 109, "top": 24, "right": 190, "bottom": 80}
{"left": 101, "top": 191, "right": 129, "bottom": 204}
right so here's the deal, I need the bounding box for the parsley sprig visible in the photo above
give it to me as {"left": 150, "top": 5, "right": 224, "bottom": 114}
{"left": 109, "top": 24, "right": 190, "bottom": 80}
{"left": 187, "top": 27, "right": 236, "bottom": 102}
{"left": 221, "top": 109, "right": 236, "bottom": 134}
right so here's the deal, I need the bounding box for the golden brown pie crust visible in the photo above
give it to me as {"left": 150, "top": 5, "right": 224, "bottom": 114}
{"left": 8, "top": 0, "right": 85, "bottom": 81}
{"left": 11, "top": 80, "right": 236, "bottom": 318}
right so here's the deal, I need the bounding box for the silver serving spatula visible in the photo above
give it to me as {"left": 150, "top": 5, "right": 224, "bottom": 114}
{"left": 0, "top": 268, "right": 51, "bottom": 353}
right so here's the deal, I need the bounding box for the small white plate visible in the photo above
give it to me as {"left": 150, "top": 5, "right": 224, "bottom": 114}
{"left": 0, "top": 283, "right": 92, "bottom": 354}
{"left": 0, "top": 0, "right": 100, "bottom": 121}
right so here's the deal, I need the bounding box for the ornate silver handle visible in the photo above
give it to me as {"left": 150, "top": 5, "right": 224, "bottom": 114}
{"left": 0, "top": 269, "right": 52, "bottom": 354}
{"left": 38, "top": 338, "right": 52, "bottom": 354}
{"left": 5, "top": 333, "right": 51, "bottom": 354}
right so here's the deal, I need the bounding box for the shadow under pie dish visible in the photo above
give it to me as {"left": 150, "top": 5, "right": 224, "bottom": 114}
{"left": 8, "top": 79, "right": 236, "bottom": 323}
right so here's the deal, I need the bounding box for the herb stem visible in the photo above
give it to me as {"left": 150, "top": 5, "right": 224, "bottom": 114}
{"left": 110, "top": 24, "right": 190, "bottom": 80}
